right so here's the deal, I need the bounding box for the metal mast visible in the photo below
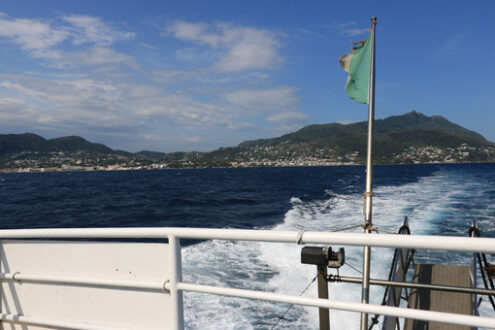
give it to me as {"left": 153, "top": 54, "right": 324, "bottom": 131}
{"left": 360, "top": 16, "right": 377, "bottom": 330}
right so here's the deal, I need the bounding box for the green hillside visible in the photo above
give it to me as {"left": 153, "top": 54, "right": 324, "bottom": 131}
{"left": 49, "top": 136, "right": 115, "bottom": 154}
{"left": 0, "top": 133, "right": 118, "bottom": 158}
{"left": 207, "top": 111, "right": 494, "bottom": 164}
{"left": 1, "top": 111, "right": 494, "bottom": 170}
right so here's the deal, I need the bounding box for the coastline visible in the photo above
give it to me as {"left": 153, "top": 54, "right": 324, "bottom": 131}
{"left": 2, "top": 160, "right": 493, "bottom": 174}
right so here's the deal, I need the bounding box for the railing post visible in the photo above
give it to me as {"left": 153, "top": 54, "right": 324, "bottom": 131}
{"left": 317, "top": 265, "right": 330, "bottom": 330}
{"left": 470, "top": 221, "right": 479, "bottom": 321}
{"left": 169, "top": 235, "right": 184, "bottom": 330}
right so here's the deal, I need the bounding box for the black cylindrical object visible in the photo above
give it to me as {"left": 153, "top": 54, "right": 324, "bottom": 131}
{"left": 301, "top": 246, "right": 329, "bottom": 266}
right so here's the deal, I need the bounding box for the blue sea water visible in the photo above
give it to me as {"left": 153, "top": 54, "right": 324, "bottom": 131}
{"left": 0, "top": 163, "right": 494, "bottom": 329}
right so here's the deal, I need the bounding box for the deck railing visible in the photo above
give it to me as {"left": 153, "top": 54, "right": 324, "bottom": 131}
{"left": 0, "top": 227, "right": 494, "bottom": 329}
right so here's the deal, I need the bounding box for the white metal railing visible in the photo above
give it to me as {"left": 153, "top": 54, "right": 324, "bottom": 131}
{"left": 0, "top": 227, "right": 495, "bottom": 329}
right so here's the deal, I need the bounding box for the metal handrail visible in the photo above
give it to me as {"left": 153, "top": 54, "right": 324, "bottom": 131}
{"left": 1, "top": 227, "right": 495, "bottom": 329}
{"left": 328, "top": 274, "right": 495, "bottom": 296}
{"left": 0, "top": 272, "right": 166, "bottom": 291}
{"left": 169, "top": 282, "right": 495, "bottom": 329}
{"left": 1, "top": 227, "right": 495, "bottom": 253}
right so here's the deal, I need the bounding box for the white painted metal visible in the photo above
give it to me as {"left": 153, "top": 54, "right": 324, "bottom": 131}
{"left": 0, "top": 227, "right": 494, "bottom": 254}
{"left": 168, "top": 235, "right": 184, "bottom": 330}
{"left": 0, "top": 313, "right": 136, "bottom": 330}
{"left": 174, "top": 282, "right": 495, "bottom": 329}
{"left": 0, "top": 272, "right": 165, "bottom": 291}
{"left": 0, "top": 228, "right": 494, "bottom": 329}
{"left": 0, "top": 240, "right": 172, "bottom": 330}
{"left": 362, "top": 17, "right": 377, "bottom": 329}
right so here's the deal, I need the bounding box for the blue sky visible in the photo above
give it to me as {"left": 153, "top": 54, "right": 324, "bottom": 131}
{"left": 0, "top": 1, "right": 494, "bottom": 152}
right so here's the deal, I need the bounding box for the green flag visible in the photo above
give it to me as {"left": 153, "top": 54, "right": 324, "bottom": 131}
{"left": 339, "top": 33, "right": 371, "bottom": 104}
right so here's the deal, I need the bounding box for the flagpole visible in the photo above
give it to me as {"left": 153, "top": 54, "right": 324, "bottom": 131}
{"left": 360, "top": 16, "right": 377, "bottom": 330}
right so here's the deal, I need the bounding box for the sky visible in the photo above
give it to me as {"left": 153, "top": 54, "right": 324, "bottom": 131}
{"left": 0, "top": 1, "right": 494, "bottom": 152}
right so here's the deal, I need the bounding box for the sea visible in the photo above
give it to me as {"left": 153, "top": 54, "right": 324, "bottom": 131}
{"left": 1, "top": 163, "right": 494, "bottom": 329}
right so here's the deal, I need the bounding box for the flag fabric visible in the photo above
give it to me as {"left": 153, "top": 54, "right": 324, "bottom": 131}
{"left": 339, "top": 32, "right": 372, "bottom": 104}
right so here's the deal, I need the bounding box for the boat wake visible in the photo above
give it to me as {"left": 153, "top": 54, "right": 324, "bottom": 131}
{"left": 182, "top": 167, "right": 494, "bottom": 329}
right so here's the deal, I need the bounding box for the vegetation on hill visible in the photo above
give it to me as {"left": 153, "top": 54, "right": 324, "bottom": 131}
{"left": 200, "top": 111, "right": 494, "bottom": 164}
{"left": 1, "top": 111, "right": 494, "bottom": 170}
{"left": 0, "top": 133, "right": 117, "bottom": 156}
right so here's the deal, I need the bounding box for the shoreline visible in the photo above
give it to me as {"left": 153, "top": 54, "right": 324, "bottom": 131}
{"left": 1, "top": 161, "right": 493, "bottom": 174}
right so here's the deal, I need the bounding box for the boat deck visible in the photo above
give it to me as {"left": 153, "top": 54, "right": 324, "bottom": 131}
{"left": 404, "top": 264, "right": 474, "bottom": 330}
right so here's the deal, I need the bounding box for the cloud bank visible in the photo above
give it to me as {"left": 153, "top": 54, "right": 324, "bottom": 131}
{"left": 0, "top": 14, "right": 307, "bottom": 151}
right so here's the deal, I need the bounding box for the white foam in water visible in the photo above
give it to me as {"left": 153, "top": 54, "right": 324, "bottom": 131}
{"left": 182, "top": 168, "right": 495, "bottom": 329}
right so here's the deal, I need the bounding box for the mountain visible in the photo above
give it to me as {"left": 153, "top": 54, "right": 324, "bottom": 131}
{"left": 0, "top": 133, "right": 117, "bottom": 157}
{"left": 1, "top": 111, "right": 494, "bottom": 170}
{"left": 0, "top": 133, "right": 52, "bottom": 155}
{"left": 49, "top": 136, "right": 115, "bottom": 154}
{"left": 204, "top": 111, "right": 494, "bottom": 164}
{"left": 237, "top": 111, "right": 488, "bottom": 148}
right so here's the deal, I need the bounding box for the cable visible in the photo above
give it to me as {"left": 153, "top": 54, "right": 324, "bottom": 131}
{"left": 331, "top": 223, "right": 363, "bottom": 232}
{"left": 369, "top": 224, "right": 413, "bottom": 329}
{"left": 331, "top": 222, "right": 397, "bottom": 235}
{"left": 270, "top": 276, "right": 317, "bottom": 330}
{"left": 469, "top": 226, "right": 495, "bottom": 311}
{"left": 368, "top": 248, "right": 399, "bottom": 330}
{"left": 477, "top": 253, "right": 495, "bottom": 311}
{"left": 345, "top": 261, "right": 363, "bottom": 275}
{"left": 481, "top": 252, "right": 495, "bottom": 292}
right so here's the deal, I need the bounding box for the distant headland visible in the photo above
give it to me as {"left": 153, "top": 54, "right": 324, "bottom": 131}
{"left": 1, "top": 111, "right": 494, "bottom": 172}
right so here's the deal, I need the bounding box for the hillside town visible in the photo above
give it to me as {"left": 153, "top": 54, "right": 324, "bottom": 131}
{"left": 2, "top": 143, "right": 494, "bottom": 173}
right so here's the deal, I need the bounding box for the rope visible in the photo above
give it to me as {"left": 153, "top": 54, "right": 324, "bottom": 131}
{"left": 368, "top": 226, "right": 396, "bottom": 235}
{"left": 270, "top": 276, "right": 317, "bottom": 330}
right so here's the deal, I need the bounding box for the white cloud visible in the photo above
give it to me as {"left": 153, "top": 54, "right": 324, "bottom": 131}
{"left": 331, "top": 21, "right": 369, "bottom": 37}
{"left": 0, "top": 72, "right": 307, "bottom": 151}
{"left": 221, "top": 87, "right": 298, "bottom": 112}
{"left": 0, "top": 80, "right": 47, "bottom": 100}
{"left": 267, "top": 111, "right": 308, "bottom": 123}
{"left": 175, "top": 47, "right": 219, "bottom": 64}
{"left": 166, "top": 21, "right": 215, "bottom": 45}
{"left": 180, "top": 134, "right": 201, "bottom": 143}
{"left": 1, "top": 73, "right": 275, "bottom": 133}
{"left": 0, "top": 13, "right": 136, "bottom": 67}
{"left": 151, "top": 69, "right": 204, "bottom": 84}
{"left": 68, "top": 47, "right": 139, "bottom": 69}
{"left": 126, "top": 85, "right": 162, "bottom": 99}
{"left": 166, "top": 21, "right": 281, "bottom": 72}
{"left": 336, "top": 119, "right": 354, "bottom": 125}
{"left": 0, "top": 75, "right": 127, "bottom": 127}
{"left": 0, "top": 97, "right": 25, "bottom": 105}
{"left": 0, "top": 14, "right": 305, "bottom": 151}
{"left": 0, "top": 15, "right": 68, "bottom": 60}
{"left": 62, "top": 15, "right": 136, "bottom": 45}
{"left": 299, "top": 28, "right": 327, "bottom": 39}
{"left": 135, "top": 93, "right": 234, "bottom": 127}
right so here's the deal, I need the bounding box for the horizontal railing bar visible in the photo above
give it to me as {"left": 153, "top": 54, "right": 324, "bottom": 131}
{"left": 0, "top": 272, "right": 166, "bottom": 292}
{"left": 328, "top": 275, "right": 495, "bottom": 296}
{"left": 173, "top": 282, "right": 495, "bottom": 328}
{"left": 0, "top": 227, "right": 494, "bottom": 253}
{"left": 0, "top": 313, "right": 136, "bottom": 330}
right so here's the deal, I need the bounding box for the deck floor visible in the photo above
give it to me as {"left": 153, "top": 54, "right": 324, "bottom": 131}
{"left": 404, "top": 264, "right": 473, "bottom": 330}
